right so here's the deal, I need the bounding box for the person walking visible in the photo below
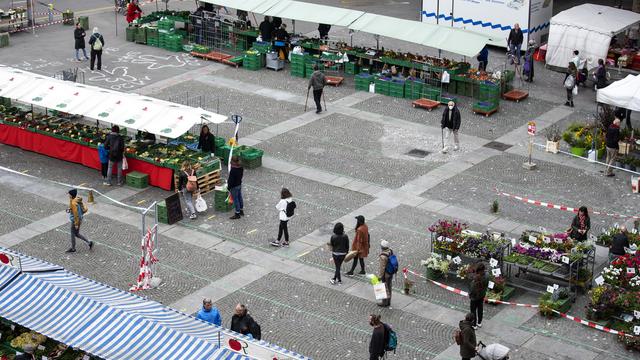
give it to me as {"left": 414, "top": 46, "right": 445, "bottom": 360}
{"left": 459, "top": 313, "right": 477, "bottom": 360}
{"left": 507, "top": 23, "right": 523, "bottom": 63}
{"left": 197, "top": 125, "right": 216, "bottom": 156}
{"left": 368, "top": 314, "right": 386, "bottom": 360}
{"left": 469, "top": 263, "right": 488, "bottom": 329}
{"left": 195, "top": 298, "right": 222, "bottom": 326}
{"left": 609, "top": 226, "right": 629, "bottom": 263}
{"left": 177, "top": 161, "right": 198, "bottom": 220}
{"left": 441, "top": 101, "right": 461, "bottom": 153}
{"left": 230, "top": 304, "right": 261, "bottom": 340}
{"left": 228, "top": 155, "right": 244, "bottom": 220}
{"left": 271, "top": 188, "right": 294, "bottom": 247}
{"left": 564, "top": 62, "right": 578, "bottom": 107}
{"left": 73, "top": 23, "right": 89, "bottom": 62}
{"left": 568, "top": 206, "right": 590, "bottom": 241}
{"left": 98, "top": 142, "right": 109, "bottom": 181}
{"left": 523, "top": 40, "right": 535, "bottom": 82}
{"left": 378, "top": 240, "right": 396, "bottom": 307}
{"left": 595, "top": 59, "right": 608, "bottom": 90}
{"left": 329, "top": 222, "right": 349, "bottom": 285}
{"left": 346, "top": 215, "right": 369, "bottom": 276}
{"left": 104, "top": 125, "right": 124, "bottom": 186}
{"left": 308, "top": 64, "right": 327, "bottom": 114}
{"left": 66, "top": 189, "right": 93, "bottom": 253}
{"left": 88, "top": 27, "right": 105, "bottom": 71}
{"left": 604, "top": 118, "right": 621, "bottom": 177}
{"left": 476, "top": 45, "right": 488, "bottom": 72}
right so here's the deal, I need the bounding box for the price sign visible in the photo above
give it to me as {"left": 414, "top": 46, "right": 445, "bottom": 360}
{"left": 452, "top": 256, "right": 462, "bottom": 265}
{"left": 446, "top": 254, "right": 452, "bottom": 261}
{"left": 553, "top": 283, "right": 559, "bottom": 290}
{"left": 547, "top": 285, "right": 555, "bottom": 293}
{"left": 543, "top": 237, "right": 551, "bottom": 244}
{"left": 488, "top": 281, "right": 495, "bottom": 289}
{"left": 634, "top": 310, "right": 640, "bottom": 319}
{"left": 489, "top": 258, "right": 499, "bottom": 268}
{"left": 595, "top": 276, "right": 605, "bottom": 285}
{"left": 562, "top": 256, "right": 570, "bottom": 264}
{"left": 492, "top": 268, "right": 501, "bottom": 277}
{"left": 527, "top": 121, "right": 536, "bottom": 136}
{"left": 635, "top": 326, "right": 640, "bottom": 336}
{"left": 627, "top": 268, "right": 636, "bottom": 275}
{"left": 554, "top": 237, "right": 563, "bottom": 244}
{"left": 511, "top": 238, "right": 517, "bottom": 246}
{"left": 528, "top": 235, "right": 537, "bottom": 242}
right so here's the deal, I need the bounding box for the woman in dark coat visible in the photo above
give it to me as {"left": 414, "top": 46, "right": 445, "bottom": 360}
{"left": 197, "top": 125, "right": 216, "bottom": 155}
{"left": 595, "top": 59, "right": 607, "bottom": 90}
{"left": 74, "top": 23, "right": 89, "bottom": 61}
{"left": 523, "top": 40, "right": 535, "bottom": 82}
{"left": 568, "top": 206, "right": 590, "bottom": 241}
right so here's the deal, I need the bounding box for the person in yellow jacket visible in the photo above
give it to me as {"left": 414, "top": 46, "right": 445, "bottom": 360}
{"left": 67, "top": 189, "right": 93, "bottom": 253}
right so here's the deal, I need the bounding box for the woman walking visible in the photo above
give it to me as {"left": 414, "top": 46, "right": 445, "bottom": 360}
{"left": 271, "top": 188, "right": 294, "bottom": 247}
{"left": 523, "top": 40, "right": 535, "bottom": 82}
{"left": 564, "top": 62, "right": 578, "bottom": 107}
{"left": 329, "top": 222, "right": 349, "bottom": 285}
{"left": 346, "top": 215, "right": 369, "bottom": 276}
{"left": 568, "top": 206, "right": 590, "bottom": 241}
{"left": 177, "top": 161, "right": 198, "bottom": 220}
{"left": 197, "top": 125, "right": 216, "bottom": 156}
{"left": 469, "top": 263, "right": 488, "bottom": 329}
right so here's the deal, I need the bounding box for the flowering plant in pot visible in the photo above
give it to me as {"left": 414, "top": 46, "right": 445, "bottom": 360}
{"left": 544, "top": 125, "right": 562, "bottom": 153}
{"left": 421, "top": 253, "right": 451, "bottom": 280}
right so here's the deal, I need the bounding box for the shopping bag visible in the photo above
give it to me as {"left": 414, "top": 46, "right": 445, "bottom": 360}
{"left": 572, "top": 85, "right": 578, "bottom": 96}
{"left": 122, "top": 157, "right": 129, "bottom": 170}
{"left": 344, "top": 250, "right": 359, "bottom": 263}
{"left": 632, "top": 176, "right": 639, "bottom": 193}
{"left": 373, "top": 282, "right": 388, "bottom": 300}
{"left": 195, "top": 194, "right": 207, "bottom": 212}
{"left": 225, "top": 192, "right": 234, "bottom": 205}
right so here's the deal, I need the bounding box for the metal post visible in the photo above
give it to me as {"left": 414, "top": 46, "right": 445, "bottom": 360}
{"left": 114, "top": 0, "right": 118, "bottom": 37}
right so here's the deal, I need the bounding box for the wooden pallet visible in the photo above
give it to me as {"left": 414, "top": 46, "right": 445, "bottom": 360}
{"left": 503, "top": 89, "right": 529, "bottom": 102}
{"left": 191, "top": 51, "right": 238, "bottom": 67}
{"left": 326, "top": 76, "right": 344, "bottom": 87}
{"left": 173, "top": 169, "right": 221, "bottom": 196}
{"left": 411, "top": 98, "right": 440, "bottom": 111}
{"left": 473, "top": 107, "right": 499, "bottom": 117}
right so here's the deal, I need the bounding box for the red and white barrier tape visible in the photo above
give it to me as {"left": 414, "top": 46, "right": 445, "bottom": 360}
{"left": 495, "top": 188, "right": 640, "bottom": 220}
{"left": 552, "top": 310, "right": 636, "bottom": 338}
{"left": 486, "top": 298, "right": 538, "bottom": 307}
{"left": 8, "top": 18, "right": 66, "bottom": 33}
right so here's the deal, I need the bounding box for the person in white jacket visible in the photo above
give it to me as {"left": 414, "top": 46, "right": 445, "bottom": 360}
{"left": 271, "top": 188, "right": 295, "bottom": 247}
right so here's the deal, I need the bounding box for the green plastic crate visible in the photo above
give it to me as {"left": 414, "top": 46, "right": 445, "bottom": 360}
{"left": 405, "top": 81, "right": 424, "bottom": 99}
{"left": 374, "top": 79, "right": 390, "bottom": 96}
{"left": 0, "top": 33, "right": 8, "bottom": 48}
{"left": 135, "top": 27, "right": 147, "bottom": 44}
{"left": 240, "top": 148, "right": 263, "bottom": 169}
{"left": 126, "top": 27, "right": 136, "bottom": 42}
{"left": 157, "top": 200, "right": 169, "bottom": 224}
{"left": 126, "top": 171, "right": 149, "bottom": 189}
{"left": 214, "top": 189, "right": 233, "bottom": 212}
{"left": 78, "top": 16, "right": 89, "bottom": 30}
{"left": 344, "top": 62, "right": 358, "bottom": 75}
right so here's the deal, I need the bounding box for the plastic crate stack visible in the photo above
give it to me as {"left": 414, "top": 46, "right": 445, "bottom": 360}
{"left": 239, "top": 148, "right": 263, "bottom": 169}
{"left": 473, "top": 82, "right": 500, "bottom": 114}
{"left": 252, "top": 41, "right": 272, "bottom": 54}
{"left": 305, "top": 61, "right": 323, "bottom": 78}
{"left": 242, "top": 51, "right": 264, "bottom": 70}
{"left": 422, "top": 86, "right": 441, "bottom": 102}
{"left": 290, "top": 53, "right": 305, "bottom": 77}
{"left": 345, "top": 62, "right": 359, "bottom": 75}
{"left": 126, "top": 26, "right": 136, "bottom": 42}
{"left": 125, "top": 171, "right": 149, "bottom": 189}
{"left": 157, "top": 200, "right": 169, "bottom": 223}
{"left": 389, "top": 79, "right": 405, "bottom": 98}
{"left": 355, "top": 71, "right": 373, "bottom": 91}
{"left": 214, "top": 188, "right": 233, "bottom": 212}
{"left": 146, "top": 27, "right": 159, "bottom": 47}
{"left": 404, "top": 80, "right": 423, "bottom": 100}
{"left": 374, "top": 77, "right": 390, "bottom": 96}
{"left": 158, "top": 18, "right": 182, "bottom": 52}
{"left": 135, "top": 27, "right": 147, "bottom": 44}
{"left": 0, "top": 33, "right": 9, "bottom": 48}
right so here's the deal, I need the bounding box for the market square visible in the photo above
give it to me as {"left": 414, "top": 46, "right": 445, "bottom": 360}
{"left": 0, "top": 0, "right": 639, "bottom": 359}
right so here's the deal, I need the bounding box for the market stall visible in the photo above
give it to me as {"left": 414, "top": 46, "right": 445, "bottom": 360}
{"left": 597, "top": 75, "right": 640, "bottom": 111}
{"left": 546, "top": 4, "right": 640, "bottom": 71}
{"left": 0, "top": 248, "right": 311, "bottom": 360}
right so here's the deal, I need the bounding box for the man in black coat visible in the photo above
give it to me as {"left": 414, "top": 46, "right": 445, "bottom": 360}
{"left": 441, "top": 101, "right": 461, "bottom": 153}
{"left": 104, "top": 125, "right": 125, "bottom": 186}
{"left": 74, "top": 23, "right": 89, "bottom": 61}
{"left": 259, "top": 17, "right": 273, "bottom": 42}
{"left": 230, "top": 304, "right": 261, "bottom": 340}
{"left": 507, "top": 23, "right": 524, "bottom": 63}
{"left": 368, "top": 314, "right": 386, "bottom": 360}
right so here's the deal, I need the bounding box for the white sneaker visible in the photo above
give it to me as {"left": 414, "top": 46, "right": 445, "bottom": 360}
{"left": 329, "top": 279, "right": 336, "bottom": 285}
{"left": 477, "top": 323, "right": 482, "bottom": 328}
{"left": 453, "top": 145, "right": 460, "bottom": 151}
{"left": 440, "top": 148, "right": 449, "bottom": 154}
{"left": 189, "top": 214, "right": 197, "bottom": 220}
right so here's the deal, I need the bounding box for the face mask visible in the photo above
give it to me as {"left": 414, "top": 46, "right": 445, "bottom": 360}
{"left": 448, "top": 106, "right": 454, "bottom": 110}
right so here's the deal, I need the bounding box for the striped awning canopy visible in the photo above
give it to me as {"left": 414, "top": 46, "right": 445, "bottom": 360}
{"left": 0, "top": 248, "right": 311, "bottom": 360}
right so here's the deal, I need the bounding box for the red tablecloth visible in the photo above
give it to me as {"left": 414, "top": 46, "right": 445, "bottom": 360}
{"left": 0, "top": 124, "right": 174, "bottom": 190}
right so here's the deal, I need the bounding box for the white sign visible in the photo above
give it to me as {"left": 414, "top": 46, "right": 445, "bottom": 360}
{"left": 627, "top": 268, "right": 636, "bottom": 275}
{"left": 543, "top": 236, "right": 551, "bottom": 244}
{"left": 635, "top": 326, "right": 640, "bottom": 336}
{"left": 492, "top": 268, "right": 501, "bottom": 277}
{"left": 634, "top": 310, "right": 640, "bottom": 319}
{"left": 511, "top": 238, "right": 517, "bottom": 246}
{"left": 562, "top": 256, "right": 570, "bottom": 264}
{"left": 547, "top": 285, "right": 555, "bottom": 293}
{"left": 595, "top": 276, "right": 605, "bottom": 285}
{"left": 553, "top": 284, "right": 559, "bottom": 290}
{"left": 489, "top": 258, "right": 499, "bottom": 268}
{"left": 446, "top": 254, "right": 452, "bottom": 261}
{"left": 488, "top": 281, "right": 495, "bottom": 289}
{"left": 554, "top": 237, "right": 563, "bottom": 244}
{"left": 528, "top": 235, "right": 537, "bottom": 243}
{"left": 452, "top": 256, "right": 462, "bottom": 265}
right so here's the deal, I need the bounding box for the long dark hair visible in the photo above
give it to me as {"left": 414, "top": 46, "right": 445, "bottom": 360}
{"left": 355, "top": 216, "right": 365, "bottom": 230}
{"left": 200, "top": 125, "right": 210, "bottom": 138}
{"left": 333, "top": 222, "right": 344, "bottom": 235}
{"left": 281, "top": 188, "right": 292, "bottom": 199}
{"left": 578, "top": 206, "right": 589, "bottom": 218}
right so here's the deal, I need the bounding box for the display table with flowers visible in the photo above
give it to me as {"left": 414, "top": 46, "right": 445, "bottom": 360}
{"left": 586, "top": 252, "right": 640, "bottom": 351}
{"left": 597, "top": 226, "right": 640, "bottom": 248}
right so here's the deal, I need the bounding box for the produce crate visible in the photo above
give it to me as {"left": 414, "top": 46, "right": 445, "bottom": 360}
{"left": 192, "top": 44, "right": 211, "bottom": 54}
{"left": 147, "top": 34, "right": 159, "bottom": 47}
{"left": 374, "top": 78, "right": 390, "bottom": 96}
{"left": 422, "top": 87, "right": 441, "bottom": 102}
{"left": 344, "top": 62, "right": 358, "bottom": 75}
{"left": 157, "top": 200, "right": 169, "bottom": 224}
{"left": 158, "top": 19, "right": 175, "bottom": 32}
{"left": 243, "top": 52, "right": 264, "bottom": 71}
{"left": 240, "top": 148, "right": 263, "bottom": 169}
{"left": 355, "top": 74, "right": 373, "bottom": 91}
{"left": 472, "top": 101, "right": 499, "bottom": 116}
{"left": 290, "top": 64, "right": 305, "bottom": 78}
{"left": 252, "top": 41, "right": 271, "bottom": 54}
{"left": 146, "top": 27, "right": 158, "bottom": 38}
{"left": 404, "top": 80, "right": 423, "bottom": 99}
{"left": 217, "top": 144, "right": 232, "bottom": 162}
{"left": 214, "top": 137, "right": 226, "bottom": 152}
{"left": 0, "top": 32, "right": 8, "bottom": 48}
{"left": 126, "top": 171, "right": 149, "bottom": 189}
{"left": 160, "top": 33, "right": 183, "bottom": 52}
{"left": 125, "top": 27, "right": 136, "bottom": 42}
{"left": 77, "top": 16, "right": 89, "bottom": 30}
{"left": 135, "top": 27, "right": 147, "bottom": 44}
{"left": 389, "top": 81, "right": 405, "bottom": 98}
{"left": 0, "top": 97, "right": 10, "bottom": 107}
{"left": 214, "top": 188, "right": 233, "bottom": 212}
{"left": 290, "top": 53, "right": 305, "bottom": 65}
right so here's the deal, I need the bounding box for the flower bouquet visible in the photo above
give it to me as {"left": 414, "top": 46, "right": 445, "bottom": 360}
{"left": 421, "top": 253, "right": 451, "bottom": 280}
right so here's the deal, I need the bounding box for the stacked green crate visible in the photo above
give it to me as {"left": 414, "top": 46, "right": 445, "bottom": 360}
{"left": 158, "top": 19, "right": 174, "bottom": 33}
{"left": 234, "top": 37, "right": 248, "bottom": 51}
{"left": 305, "top": 62, "right": 323, "bottom": 78}
{"left": 160, "top": 33, "right": 182, "bottom": 51}
{"left": 243, "top": 51, "right": 264, "bottom": 71}
{"left": 146, "top": 27, "right": 159, "bottom": 47}
{"left": 422, "top": 86, "right": 441, "bottom": 102}
{"left": 290, "top": 53, "right": 305, "bottom": 77}
{"left": 126, "top": 27, "right": 136, "bottom": 42}
{"left": 0, "top": 32, "right": 8, "bottom": 48}
{"left": 125, "top": 171, "right": 149, "bottom": 189}
{"left": 157, "top": 201, "right": 169, "bottom": 224}
{"left": 355, "top": 73, "right": 373, "bottom": 91}
{"left": 135, "top": 27, "right": 147, "bottom": 44}
{"left": 374, "top": 78, "right": 390, "bottom": 96}
{"left": 240, "top": 148, "right": 263, "bottom": 169}
{"left": 405, "top": 80, "right": 424, "bottom": 99}
{"left": 389, "top": 80, "right": 405, "bottom": 98}
{"left": 252, "top": 41, "right": 272, "bottom": 54}
{"left": 78, "top": 16, "right": 89, "bottom": 30}
{"left": 344, "top": 62, "right": 358, "bottom": 75}
{"left": 193, "top": 44, "right": 211, "bottom": 54}
{"left": 475, "top": 82, "right": 500, "bottom": 109}
{"left": 214, "top": 188, "right": 233, "bottom": 212}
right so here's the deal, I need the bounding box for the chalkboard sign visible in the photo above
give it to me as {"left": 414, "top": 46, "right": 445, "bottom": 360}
{"left": 165, "top": 193, "right": 183, "bottom": 225}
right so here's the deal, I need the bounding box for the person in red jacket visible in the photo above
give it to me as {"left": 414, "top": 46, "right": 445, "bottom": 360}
{"left": 126, "top": 0, "right": 142, "bottom": 24}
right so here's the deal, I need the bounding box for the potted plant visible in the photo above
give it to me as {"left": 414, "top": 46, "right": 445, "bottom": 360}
{"left": 562, "top": 123, "right": 589, "bottom": 157}
{"left": 544, "top": 125, "right": 562, "bottom": 154}
{"left": 538, "top": 286, "right": 572, "bottom": 317}
{"left": 422, "top": 253, "right": 450, "bottom": 280}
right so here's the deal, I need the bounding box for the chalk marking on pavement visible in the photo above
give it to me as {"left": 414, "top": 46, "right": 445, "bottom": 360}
{"left": 296, "top": 250, "right": 311, "bottom": 258}
{"left": 246, "top": 229, "right": 257, "bottom": 235}
{"left": 207, "top": 215, "right": 216, "bottom": 220}
{"left": 137, "top": 200, "right": 147, "bottom": 205}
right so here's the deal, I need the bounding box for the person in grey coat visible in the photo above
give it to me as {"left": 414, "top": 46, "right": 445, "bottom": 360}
{"left": 308, "top": 64, "right": 327, "bottom": 114}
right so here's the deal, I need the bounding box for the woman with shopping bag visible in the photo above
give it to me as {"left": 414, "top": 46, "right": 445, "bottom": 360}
{"left": 177, "top": 161, "right": 199, "bottom": 220}
{"left": 345, "top": 215, "right": 369, "bottom": 276}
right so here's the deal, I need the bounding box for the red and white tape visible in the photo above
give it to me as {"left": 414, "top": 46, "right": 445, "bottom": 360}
{"left": 552, "top": 310, "right": 636, "bottom": 338}
{"left": 486, "top": 298, "right": 538, "bottom": 307}
{"left": 405, "top": 268, "right": 468, "bottom": 297}
{"left": 495, "top": 188, "right": 640, "bottom": 220}
{"left": 8, "top": 18, "right": 66, "bottom": 33}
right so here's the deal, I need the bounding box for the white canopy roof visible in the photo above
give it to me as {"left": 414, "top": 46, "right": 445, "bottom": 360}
{"left": 348, "top": 13, "right": 491, "bottom": 57}
{"left": 0, "top": 66, "right": 227, "bottom": 138}
{"left": 597, "top": 75, "right": 640, "bottom": 112}
{"left": 551, "top": 3, "right": 640, "bottom": 36}
{"left": 263, "top": 0, "right": 364, "bottom": 27}
{"left": 200, "top": 0, "right": 280, "bottom": 13}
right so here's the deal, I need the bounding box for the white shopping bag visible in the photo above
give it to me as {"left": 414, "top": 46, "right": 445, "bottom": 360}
{"left": 195, "top": 194, "right": 208, "bottom": 212}
{"left": 632, "top": 176, "right": 639, "bottom": 193}
{"left": 373, "top": 283, "right": 388, "bottom": 300}
{"left": 122, "top": 157, "right": 129, "bottom": 170}
{"left": 369, "top": 83, "right": 375, "bottom": 93}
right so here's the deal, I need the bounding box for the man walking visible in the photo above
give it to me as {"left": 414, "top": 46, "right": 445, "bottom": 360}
{"left": 73, "top": 22, "right": 89, "bottom": 62}
{"left": 368, "top": 314, "right": 386, "bottom": 360}
{"left": 88, "top": 27, "right": 105, "bottom": 71}
{"left": 604, "top": 118, "right": 621, "bottom": 177}
{"left": 195, "top": 298, "right": 222, "bottom": 326}
{"left": 507, "top": 23, "right": 523, "bottom": 63}
{"left": 378, "top": 240, "right": 397, "bottom": 307}
{"left": 308, "top": 64, "right": 327, "bottom": 114}
{"left": 104, "top": 125, "right": 125, "bottom": 186}
{"left": 67, "top": 189, "right": 93, "bottom": 253}
{"left": 441, "top": 101, "right": 461, "bottom": 153}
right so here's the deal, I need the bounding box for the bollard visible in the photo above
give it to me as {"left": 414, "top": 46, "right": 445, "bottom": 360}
{"left": 87, "top": 190, "right": 95, "bottom": 204}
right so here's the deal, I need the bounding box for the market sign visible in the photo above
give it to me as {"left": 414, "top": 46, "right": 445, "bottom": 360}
{"left": 222, "top": 336, "right": 299, "bottom": 360}
{"left": 527, "top": 121, "right": 536, "bottom": 136}
{"left": 0, "top": 252, "right": 20, "bottom": 269}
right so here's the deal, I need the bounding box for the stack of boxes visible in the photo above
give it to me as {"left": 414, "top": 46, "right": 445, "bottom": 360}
{"left": 290, "top": 53, "right": 305, "bottom": 77}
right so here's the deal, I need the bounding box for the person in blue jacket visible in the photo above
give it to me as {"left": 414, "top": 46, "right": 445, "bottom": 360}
{"left": 477, "top": 46, "right": 488, "bottom": 72}
{"left": 196, "top": 298, "right": 222, "bottom": 326}
{"left": 98, "top": 142, "right": 109, "bottom": 180}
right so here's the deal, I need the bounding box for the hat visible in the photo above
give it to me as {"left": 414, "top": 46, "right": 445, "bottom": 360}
{"left": 355, "top": 215, "right": 365, "bottom": 223}
{"left": 68, "top": 189, "right": 78, "bottom": 198}
{"left": 380, "top": 240, "right": 389, "bottom": 249}
{"left": 23, "top": 344, "right": 35, "bottom": 354}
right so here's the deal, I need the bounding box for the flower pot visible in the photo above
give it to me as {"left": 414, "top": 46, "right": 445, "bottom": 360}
{"left": 426, "top": 268, "right": 444, "bottom": 280}
{"left": 545, "top": 140, "right": 560, "bottom": 154}
{"left": 570, "top": 147, "right": 586, "bottom": 157}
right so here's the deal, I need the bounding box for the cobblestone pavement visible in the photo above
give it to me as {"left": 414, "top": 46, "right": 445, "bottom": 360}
{"left": 0, "top": 183, "right": 62, "bottom": 235}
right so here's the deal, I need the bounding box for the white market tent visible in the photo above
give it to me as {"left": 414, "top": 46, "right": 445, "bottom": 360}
{"left": 200, "top": 0, "right": 491, "bottom": 57}
{"left": 596, "top": 74, "right": 640, "bottom": 111}
{"left": 0, "top": 65, "right": 227, "bottom": 139}
{"left": 546, "top": 4, "right": 640, "bottom": 70}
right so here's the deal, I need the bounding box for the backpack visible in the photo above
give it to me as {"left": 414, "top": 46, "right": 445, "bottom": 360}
{"left": 285, "top": 200, "right": 296, "bottom": 217}
{"left": 454, "top": 329, "right": 462, "bottom": 345}
{"left": 185, "top": 170, "right": 198, "bottom": 193}
{"left": 93, "top": 35, "right": 103, "bottom": 50}
{"left": 384, "top": 323, "right": 397, "bottom": 353}
{"left": 250, "top": 319, "right": 261, "bottom": 340}
{"left": 564, "top": 74, "right": 575, "bottom": 89}
{"left": 385, "top": 253, "right": 399, "bottom": 274}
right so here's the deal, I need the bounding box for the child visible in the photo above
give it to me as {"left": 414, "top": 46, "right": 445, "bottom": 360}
{"left": 271, "top": 188, "right": 295, "bottom": 247}
{"left": 98, "top": 142, "right": 109, "bottom": 180}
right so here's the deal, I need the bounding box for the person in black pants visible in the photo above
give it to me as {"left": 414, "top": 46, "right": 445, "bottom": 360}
{"left": 329, "top": 222, "right": 349, "bottom": 285}
{"left": 88, "top": 27, "right": 105, "bottom": 71}
{"left": 368, "top": 314, "right": 386, "bottom": 360}
{"left": 308, "top": 65, "right": 327, "bottom": 114}
{"left": 271, "top": 188, "right": 294, "bottom": 247}
{"left": 469, "top": 263, "right": 488, "bottom": 328}
{"left": 608, "top": 226, "right": 629, "bottom": 263}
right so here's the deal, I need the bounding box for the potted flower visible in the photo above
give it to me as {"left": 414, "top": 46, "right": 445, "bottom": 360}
{"left": 544, "top": 125, "right": 562, "bottom": 154}
{"left": 538, "top": 286, "right": 572, "bottom": 317}
{"left": 421, "top": 253, "right": 451, "bottom": 280}
{"left": 562, "top": 123, "right": 589, "bottom": 157}
{"left": 403, "top": 277, "right": 415, "bottom": 295}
